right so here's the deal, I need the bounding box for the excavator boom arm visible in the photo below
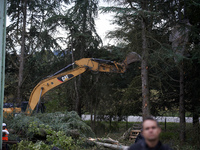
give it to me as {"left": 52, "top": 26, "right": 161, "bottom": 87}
{"left": 26, "top": 58, "right": 127, "bottom": 114}
{"left": 74, "top": 58, "right": 126, "bottom": 73}
{"left": 3, "top": 52, "right": 141, "bottom": 115}
{"left": 26, "top": 67, "right": 87, "bottom": 114}
{"left": 26, "top": 53, "right": 141, "bottom": 114}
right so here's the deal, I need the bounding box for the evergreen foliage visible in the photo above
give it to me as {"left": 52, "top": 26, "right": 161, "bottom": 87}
{"left": 4, "top": 111, "right": 94, "bottom": 149}
{"left": 4, "top": 111, "right": 94, "bottom": 140}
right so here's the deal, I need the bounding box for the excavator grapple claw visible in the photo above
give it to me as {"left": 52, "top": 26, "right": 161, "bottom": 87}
{"left": 124, "top": 52, "right": 141, "bottom": 65}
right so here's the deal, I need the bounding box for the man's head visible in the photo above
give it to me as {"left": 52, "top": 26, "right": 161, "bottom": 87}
{"left": 2, "top": 123, "right": 6, "bottom": 129}
{"left": 142, "top": 117, "right": 161, "bottom": 142}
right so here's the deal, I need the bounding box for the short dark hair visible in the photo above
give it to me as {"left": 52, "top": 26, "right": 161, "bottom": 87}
{"left": 142, "top": 116, "right": 159, "bottom": 129}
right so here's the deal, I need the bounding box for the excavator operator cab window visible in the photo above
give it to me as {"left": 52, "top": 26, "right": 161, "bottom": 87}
{"left": 21, "top": 101, "right": 28, "bottom": 112}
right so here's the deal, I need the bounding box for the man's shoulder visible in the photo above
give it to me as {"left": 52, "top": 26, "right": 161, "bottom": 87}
{"left": 128, "top": 142, "right": 144, "bottom": 150}
{"left": 161, "top": 144, "right": 173, "bottom": 150}
{"left": 128, "top": 142, "right": 172, "bottom": 150}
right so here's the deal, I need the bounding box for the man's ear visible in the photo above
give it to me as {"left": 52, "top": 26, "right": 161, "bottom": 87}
{"left": 141, "top": 130, "right": 143, "bottom": 136}
{"left": 158, "top": 127, "right": 161, "bottom": 133}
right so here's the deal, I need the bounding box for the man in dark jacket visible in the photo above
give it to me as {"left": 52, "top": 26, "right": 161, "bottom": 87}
{"left": 129, "top": 117, "right": 172, "bottom": 150}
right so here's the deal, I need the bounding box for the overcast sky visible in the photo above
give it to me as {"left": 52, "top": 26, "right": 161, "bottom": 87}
{"left": 6, "top": 0, "right": 117, "bottom": 46}
{"left": 95, "top": 1, "right": 116, "bottom": 45}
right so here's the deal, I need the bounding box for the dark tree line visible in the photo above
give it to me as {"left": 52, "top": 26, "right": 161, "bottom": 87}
{"left": 4, "top": 0, "right": 200, "bottom": 145}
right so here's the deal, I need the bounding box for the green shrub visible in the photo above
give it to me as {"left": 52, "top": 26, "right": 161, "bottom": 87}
{"left": 4, "top": 111, "right": 94, "bottom": 140}
{"left": 16, "top": 140, "right": 50, "bottom": 150}
{"left": 34, "top": 111, "right": 95, "bottom": 137}
{"left": 12, "top": 121, "right": 79, "bottom": 149}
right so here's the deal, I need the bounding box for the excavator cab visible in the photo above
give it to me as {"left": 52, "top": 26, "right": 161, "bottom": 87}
{"left": 3, "top": 103, "right": 21, "bottom": 117}
{"left": 3, "top": 101, "right": 45, "bottom": 117}
{"left": 21, "top": 101, "right": 28, "bottom": 112}
{"left": 21, "top": 101, "right": 45, "bottom": 113}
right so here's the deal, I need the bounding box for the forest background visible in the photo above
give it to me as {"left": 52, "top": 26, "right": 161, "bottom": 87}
{"left": 4, "top": 0, "right": 200, "bottom": 149}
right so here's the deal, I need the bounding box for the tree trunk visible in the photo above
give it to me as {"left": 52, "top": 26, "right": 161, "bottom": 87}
{"left": 71, "top": 42, "right": 81, "bottom": 117}
{"left": 192, "top": 102, "right": 199, "bottom": 127}
{"left": 93, "top": 103, "right": 97, "bottom": 132}
{"left": 192, "top": 113, "right": 199, "bottom": 127}
{"left": 75, "top": 5, "right": 87, "bottom": 117}
{"left": 17, "top": 0, "right": 27, "bottom": 103}
{"left": 90, "top": 110, "right": 93, "bottom": 130}
{"left": 109, "top": 115, "right": 112, "bottom": 130}
{"left": 179, "top": 63, "right": 185, "bottom": 143}
{"left": 126, "top": 116, "right": 128, "bottom": 130}
{"left": 192, "top": 98, "right": 199, "bottom": 142}
{"left": 169, "top": 20, "right": 190, "bottom": 143}
{"left": 90, "top": 98, "right": 96, "bottom": 132}
{"left": 141, "top": 18, "right": 150, "bottom": 120}
{"left": 76, "top": 76, "right": 82, "bottom": 117}
{"left": 93, "top": 94, "right": 98, "bottom": 132}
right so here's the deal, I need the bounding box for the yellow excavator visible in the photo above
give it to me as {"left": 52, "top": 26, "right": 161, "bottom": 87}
{"left": 3, "top": 52, "right": 141, "bottom": 115}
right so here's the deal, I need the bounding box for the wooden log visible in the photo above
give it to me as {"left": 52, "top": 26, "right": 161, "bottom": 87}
{"left": 88, "top": 138, "right": 129, "bottom": 150}
{"left": 96, "top": 137, "right": 119, "bottom": 144}
{"left": 94, "top": 141, "right": 129, "bottom": 150}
